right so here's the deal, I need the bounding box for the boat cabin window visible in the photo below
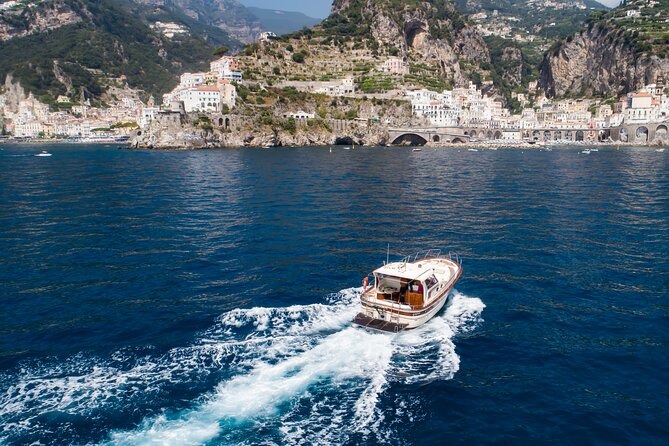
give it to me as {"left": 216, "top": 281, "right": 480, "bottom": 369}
{"left": 424, "top": 274, "right": 438, "bottom": 290}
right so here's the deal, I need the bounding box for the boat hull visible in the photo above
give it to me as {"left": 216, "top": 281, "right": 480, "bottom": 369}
{"left": 353, "top": 287, "right": 454, "bottom": 332}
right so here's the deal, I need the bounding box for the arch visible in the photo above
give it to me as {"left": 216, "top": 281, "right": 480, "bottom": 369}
{"left": 575, "top": 130, "right": 584, "bottom": 142}
{"left": 544, "top": 130, "right": 551, "bottom": 141}
{"left": 494, "top": 130, "right": 502, "bottom": 140}
{"left": 218, "top": 117, "right": 224, "bottom": 126}
{"left": 564, "top": 131, "right": 573, "bottom": 141}
{"left": 391, "top": 133, "right": 428, "bottom": 146}
{"left": 451, "top": 137, "right": 465, "bottom": 144}
{"left": 470, "top": 130, "right": 477, "bottom": 138}
{"left": 655, "top": 124, "right": 668, "bottom": 136}
{"left": 225, "top": 117, "right": 230, "bottom": 128}
{"left": 554, "top": 131, "right": 562, "bottom": 141}
{"left": 335, "top": 136, "right": 354, "bottom": 145}
{"left": 533, "top": 130, "right": 541, "bottom": 141}
{"left": 464, "top": 131, "right": 469, "bottom": 135}
{"left": 136, "top": 130, "right": 142, "bottom": 136}
{"left": 635, "top": 126, "right": 649, "bottom": 142}
{"left": 620, "top": 128, "right": 629, "bottom": 142}
{"left": 432, "top": 135, "right": 440, "bottom": 142}
{"left": 487, "top": 131, "right": 493, "bottom": 140}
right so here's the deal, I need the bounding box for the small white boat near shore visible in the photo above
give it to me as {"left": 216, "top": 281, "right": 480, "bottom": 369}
{"left": 657, "top": 148, "right": 666, "bottom": 153}
{"left": 35, "top": 151, "right": 52, "bottom": 157}
{"left": 412, "top": 148, "right": 422, "bottom": 152}
{"left": 353, "top": 250, "right": 462, "bottom": 332}
{"left": 468, "top": 148, "right": 479, "bottom": 152}
{"left": 581, "top": 149, "right": 591, "bottom": 154}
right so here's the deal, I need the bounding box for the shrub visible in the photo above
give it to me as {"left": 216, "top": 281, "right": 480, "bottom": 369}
{"left": 292, "top": 52, "right": 306, "bottom": 63}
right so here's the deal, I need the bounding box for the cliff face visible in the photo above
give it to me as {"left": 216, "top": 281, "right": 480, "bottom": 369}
{"left": 0, "top": 0, "right": 82, "bottom": 41}
{"left": 330, "top": 0, "right": 490, "bottom": 86}
{"left": 540, "top": 24, "right": 669, "bottom": 98}
{"left": 135, "top": 0, "right": 263, "bottom": 43}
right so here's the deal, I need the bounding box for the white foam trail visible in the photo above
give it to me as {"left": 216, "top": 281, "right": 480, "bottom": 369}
{"left": 0, "top": 288, "right": 485, "bottom": 446}
{"left": 107, "top": 328, "right": 391, "bottom": 446}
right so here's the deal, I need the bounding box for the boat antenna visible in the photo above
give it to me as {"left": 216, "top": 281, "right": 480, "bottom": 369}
{"left": 386, "top": 243, "right": 390, "bottom": 265}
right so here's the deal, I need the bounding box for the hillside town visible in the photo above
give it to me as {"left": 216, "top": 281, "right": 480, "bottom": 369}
{"left": 1, "top": 49, "right": 668, "bottom": 145}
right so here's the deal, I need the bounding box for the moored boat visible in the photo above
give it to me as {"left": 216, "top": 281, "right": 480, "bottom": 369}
{"left": 353, "top": 250, "right": 462, "bottom": 332}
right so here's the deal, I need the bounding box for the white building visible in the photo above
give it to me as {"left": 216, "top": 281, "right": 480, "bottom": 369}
{"left": 259, "top": 31, "right": 277, "bottom": 42}
{"left": 181, "top": 86, "right": 222, "bottom": 113}
{"left": 380, "top": 58, "right": 409, "bottom": 75}
{"left": 210, "top": 56, "right": 242, "bottom": 83}
{"left": 625, "top": 92, "right": 657, "bottom": 123}
{"left": 283, "top": 110, "right": 315, "bottom": 120}
{"left": 139, "top": 107, "right": 160, "bottom": 128}
{"left": 180, "top": 72, "right": 206, "bottom": 88}
{"left": 314, "top": 76, "right": 356, "bottom": 96}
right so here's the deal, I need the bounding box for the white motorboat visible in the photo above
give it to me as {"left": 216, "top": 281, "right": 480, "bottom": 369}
{"left": 35, "top": 151, "right": 52, "bottom": 157}
{"left": 353, "top": 250, "right": 462, "bottom": 332}
{"left": 468, "top": 148, "right": 479, "bottom": 152}
{"left": 590, "top": 148, "right": 599, "bottom": 152}
{"left": 656, "top": 148, "right": 666, "bottom": 153}
{"left": 581, "top": 149, "right": 591, "bottom": 154}
{"left": 412, "top": 148, "right": 422, "bottom": 152}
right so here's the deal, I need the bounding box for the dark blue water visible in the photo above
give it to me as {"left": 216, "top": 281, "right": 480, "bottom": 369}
{"left": 0, "top": 144, "right": 667, "bottom": 445}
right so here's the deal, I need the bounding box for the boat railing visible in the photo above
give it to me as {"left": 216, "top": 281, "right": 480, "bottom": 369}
{"left": 400, "top": 249, "right": 462, "bottom": 266}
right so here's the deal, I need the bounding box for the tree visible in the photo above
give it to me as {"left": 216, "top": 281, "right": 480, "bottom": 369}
{"left": 214, "top": 46, "right": 229, "bottom": 56}
{"left": 292, "top": 52, "right": 305, "bottom": 63}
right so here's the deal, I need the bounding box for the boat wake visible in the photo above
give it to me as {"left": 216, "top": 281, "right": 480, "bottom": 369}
{"left": 0, "top": 289, "right": 485, "bottom": 445}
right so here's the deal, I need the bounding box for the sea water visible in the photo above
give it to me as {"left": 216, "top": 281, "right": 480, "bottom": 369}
{"left": 0, "top": 144, "right": 667, "bottom": 445}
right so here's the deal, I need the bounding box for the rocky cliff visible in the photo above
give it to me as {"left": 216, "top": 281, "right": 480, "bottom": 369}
{"left": 540, "top": 24, "right": 669, "bottom": 98}
{"left": 134, "top": 0, "right": 263, "bottom": 43}
{"left": 328, "top": 0, "right": 490, "bottom": 86}
{"left": 540, "top": 1, "right": 669, "bottom": 98}
{"left": 0, "top": 0, "right": 81, "bottom": 41}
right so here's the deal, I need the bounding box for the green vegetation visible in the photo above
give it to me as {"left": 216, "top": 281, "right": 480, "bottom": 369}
{"left": 357, "top": 76, "right": 395, "bottom": 93}
{"left": 585, "top": 0, "right": 669, "bottom": 57}
{"left": 0, "top": 0, "right": 239, "bottom": 101}
{"left": 214, "top": 46, "right": 230, "bottom": 56}
{"left": 292, "top": 52, "right": 306, "bottom": 63}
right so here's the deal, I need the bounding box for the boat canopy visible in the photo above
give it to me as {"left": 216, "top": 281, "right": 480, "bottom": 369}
{"left": 374, "top": 261, "right": 447, "bottom": 282}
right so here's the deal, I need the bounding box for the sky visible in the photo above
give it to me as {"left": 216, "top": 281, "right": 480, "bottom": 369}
{"left": 238, "top": 0, "right": 334, "bottom": 19}
{"left": 238, "top": 0, "right": 621, "bottom": 20}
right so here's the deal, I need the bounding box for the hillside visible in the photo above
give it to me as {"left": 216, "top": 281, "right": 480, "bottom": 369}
{"left": 456, "top": 0, "right": 607, "bottom": 40}
{"left": 540, "top": 0, "right": 669, "bottom": 97}
{"left": 135, "top": 0, "right": 263, "bottom": 43}
{"left": 0, "top": 0, "right": 240, "bottom": 104}
{"left": 285, "top": 0, "right": 491, "bottom": 87}
{"left": 247, "top": 6, "right": 321, "bottom": 35}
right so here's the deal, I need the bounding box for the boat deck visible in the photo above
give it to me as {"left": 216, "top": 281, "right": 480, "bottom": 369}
{"left": 352, "top": 313, "right": 408, "bottom": 333}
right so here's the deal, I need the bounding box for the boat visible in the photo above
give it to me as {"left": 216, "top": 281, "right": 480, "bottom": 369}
{"left": 353, "top": 250, "right": 463, "bottom": 332}
{"left": 468, "top": 148, "right": 479, "bottom": 152}
{"left": 656, "top": 148, "right": 666, "bottom": 153}
{"left": 412, "top": 148, "right": 422, "bottom": 152}
{"left": 581, "top": 149, "right": 591, "bottom": 154}
{"left": 34, "top": 151, "right": 52, "bottom": 157}
{"left": 343, "top": 147, "right": 351, "bottom": 150}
